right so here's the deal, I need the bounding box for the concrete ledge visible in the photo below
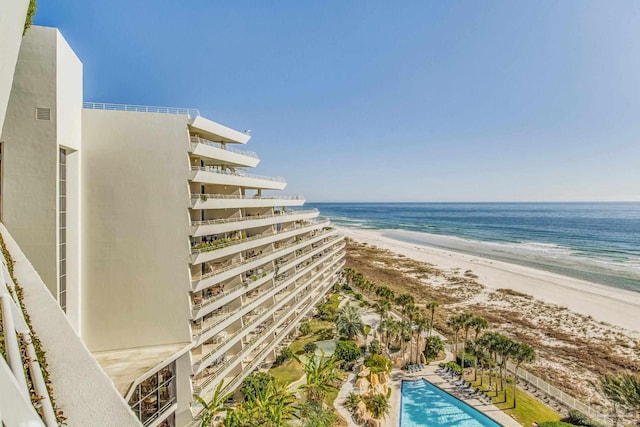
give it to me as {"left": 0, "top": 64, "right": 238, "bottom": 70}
{"left": 0, "top": 224, "right": 141, "bottom": 427}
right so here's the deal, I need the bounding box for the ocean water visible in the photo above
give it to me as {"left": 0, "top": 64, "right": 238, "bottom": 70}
{"left": 306, "top": 202, "right": 640, "bottom": 293}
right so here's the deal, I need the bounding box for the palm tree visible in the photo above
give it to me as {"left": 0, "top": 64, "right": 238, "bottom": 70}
{"left": 423, "top": 336, "right": 444, "bottom": 361}
{"left": 395, "top": 293, "right": 415, "bottom": 323}
{"left": 447, "top": 314, "right": 464, "bottom": 364}
{"left": 413, "top": 315, "right": 429, "bottom": 363}
{"left": 376, "top": 285, "right": 395, "bottom": 302}
{"left": 478, "top": 332, "right": 500, "bottom": 392}
{"left": 511, "top": 342, "right": 535, "bottom": 408}
{"left": 426, "top": 302, "right": 439, "bottom": 337}
{"left": 374, "top": 299, "right": 391, "bottom": 324}
{"left": 470, "top": 316, "right": 488, "bottom": 341}
{"left": 458, "top": 313, "right": 474, "bottom": 369}
{"left": 495, "top": 335, "right": 516, "bottom": 399}
{"left": 598, "top": 374, "right": 626, "bottom": 427}
{"left": 621, "top": 373, "right": 640, "bottom": 425}
{"left": 335, "top": 304, "right": 364, "bottom": 340}
{"left": 364, "top": 394, "right": 390, "bottom": 419}
{"left": 195, "top": 380, "right": 232, "bottom": 427}
{"left": 297, "top": 353, "right": 342, "bottom": 403}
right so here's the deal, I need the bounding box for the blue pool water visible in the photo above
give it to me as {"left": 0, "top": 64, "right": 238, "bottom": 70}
{"left": 400, "top": 379, "right": 502, "bottom": 427}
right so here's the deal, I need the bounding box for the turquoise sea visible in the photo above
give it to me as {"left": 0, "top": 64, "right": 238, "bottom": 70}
{"left": 306, "top": 202, "right": 640, "bottom": 293}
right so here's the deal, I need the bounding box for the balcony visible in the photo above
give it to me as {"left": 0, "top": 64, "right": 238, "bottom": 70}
{"left": 191, "top": 247, "right": 345, "bottom": 346}
{"left": 190, "top": 225, "right": 337, "bottom": 291}
{"left": 190, "top": 166, "right": 286, "bottom": 191}
{"left": 189, "top": 136, "right": 259, "bottom": 168}
{"left": 190, "top": 193, "right": 305, "bottom": 210}
{"left": 191, "top": 209, "right": 319, "bottom": 237}
{"left": 210, "top": 266, "right": 342, "bottom": 397}
{"left": 190, "top": 220, "right": 331, "bottom": 265}
{"left": 193, "top": 263, "right": 342, "bottom": 396}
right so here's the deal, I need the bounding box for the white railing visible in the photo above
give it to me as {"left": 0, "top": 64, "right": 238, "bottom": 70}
{"left": 83, "top": 102, "right": 200, "bottom": 117}
{"left": 190, "top": 209, "right": 318, "bottom": 227}
{"left": 190, "top": 136, "right": 258, "bottom": 159}
{"left": 191, "top": 166, "right": 286, "bottom": 183}
{"left": 190, "top": 219, "right": 329, "bottom": 255}
{"left": 191, "top": 193, "right": 304, "bottom": 202}
{"left": 444, "top": 343, "right": 615, "bottom": 425}
{"left": 191, "top": 231, "right": 339, "bottom": 283}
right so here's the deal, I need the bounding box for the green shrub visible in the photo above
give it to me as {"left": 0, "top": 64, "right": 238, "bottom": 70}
{"left": 566, "top": 410, "right": 606, "bottom": 427}
{"left": 364, "top": 354, "right": 392, "bottom": 374}
{"left": 274, "top": 347, "right": 293, "bottom": 365}
{"left": 241, "top": 372, "right": 275, "bottom": 401}
{"left": 368, "top": 339, "right": 382, "bottom": 355}
{"left": 455, "top": 353, "right": 475, "bottom": 367}
{"left": 334, "top": 340, "right": 362, "bottom": 363}
{"left": 445, "top": 361, "right": 462, "bottom": 375}
{"left": 304, "top": 342, "right": 318, "bottom": 354}
{"left": 299, "top": 321, "right": 312, "bottom": 335}
{"left": 539, "top": 422, "right": 576, "bottom": 427}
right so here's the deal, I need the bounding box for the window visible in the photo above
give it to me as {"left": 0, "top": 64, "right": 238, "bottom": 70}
{"left": 128, "top": 362, "right": 176, "bottom": 426}
{"left": 59, "top": 148, "right": 67, "bottom": 311}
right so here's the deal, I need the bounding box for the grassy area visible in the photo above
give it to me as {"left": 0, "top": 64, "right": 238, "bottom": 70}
{"left": 270, "top": 359, "right": 305, "bottom": 386}
{"left": 326, "top": 292, "right": 341, "bottom": 311}
{"left": 469, "top": 374, "right": 561, "bottom": 426}
{"left": 270, "top": 319, "right": 336, "bottom": 384}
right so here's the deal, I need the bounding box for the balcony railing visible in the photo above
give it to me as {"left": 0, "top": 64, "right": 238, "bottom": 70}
{"left": 215, "top": 269, "right": 341, "bottom": 396}
{"left": 191, "top": 193, "right": 304, "bottom": 202}
{"left": 191, "top": 209, "right": 318, "bottom": 228}
{"left": 190, "top": 136, "right": 258, "bottom": 159}
{"left": 191, "top": 219, "right": 330, "bottom": 255}
{"left": 83, "top": 102, "right": 199, "bottom": 117}
{"left": 191, "top": 246, "right": 344, "bottom": 340}
{"left": 191, "top": 227, "right": 336, "bottom": 283}
{"left": 191, "top": 166, "right": 286, "bottom": 183}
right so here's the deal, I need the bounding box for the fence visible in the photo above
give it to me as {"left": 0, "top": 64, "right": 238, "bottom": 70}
{"left": 444, "top": 343, "right": 617, "bottom": 426}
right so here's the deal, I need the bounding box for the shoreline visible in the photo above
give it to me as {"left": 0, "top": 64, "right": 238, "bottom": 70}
{"left": 338, "top": 226, "right": 640, "bottom": 334}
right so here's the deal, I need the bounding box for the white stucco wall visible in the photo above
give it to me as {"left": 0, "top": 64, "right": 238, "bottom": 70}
{"left": 1, "top": 27, "right": 59, "bottom": 296}
{"left": 0, "top": 0, "right": 29, "bottom": 137}
{"left": 82, "top": 109, "right": 193, "bottom": 351}
{"left": 0, "top": 26, "right": 83, "bottom": 332}
{"left": 0, "top": 223, "right": 141, "bottom": 427}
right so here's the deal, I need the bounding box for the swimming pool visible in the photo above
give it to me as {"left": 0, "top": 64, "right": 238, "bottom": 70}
{"left": 400, "top": 379, "right": 502, "bottom": 427}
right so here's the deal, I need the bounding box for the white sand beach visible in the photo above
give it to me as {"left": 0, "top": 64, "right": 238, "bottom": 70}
{"left": 339, "top": 226, "right": 640, "bottom": 334}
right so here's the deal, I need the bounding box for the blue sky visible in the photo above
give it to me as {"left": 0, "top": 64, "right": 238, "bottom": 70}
{"left": 36, "top": 1, "right": 640, "bottom": 202}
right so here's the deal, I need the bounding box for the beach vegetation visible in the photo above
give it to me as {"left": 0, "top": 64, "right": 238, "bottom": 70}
{"left": 299, "top": 321, "right": 312, "bottom": 335}
{"left": 566, "top": 410, "right": 607, "bottom": 427}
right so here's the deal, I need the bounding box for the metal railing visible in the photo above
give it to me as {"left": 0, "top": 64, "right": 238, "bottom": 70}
{"left": 191, "top": 166, "right": 286, "bottom": 183}
{"left": 191, "top": 209, "right": 318, "bottom": 227}
{"left": 444, "top": 343, "right": 615, "bottom": 425}
{"left": 191, "top": 248, "right": 344, "bottom": 342}
{"left": 190, "top": 193, "right": 304, "bottom": 202}
{"left": 191, "top": 230, "right": 338, "bottom": 283}
{"left": 190, "top": 136, "right": 258, "bottom": 159}
{"left": 190, "top": 219, "right": 329, "bottom": 255}
{"left": 83, "top": 102, "right": 200, "bottom": 117}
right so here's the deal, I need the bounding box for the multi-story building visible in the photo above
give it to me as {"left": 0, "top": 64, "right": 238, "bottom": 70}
{"left": 1, "top": 21, "right": 345, "bottom": 427}
{"left": 83, "top": 104, "right": 345, "bottom": 425}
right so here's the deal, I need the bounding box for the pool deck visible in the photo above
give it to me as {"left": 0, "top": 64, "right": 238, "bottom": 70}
{"left": 384, "top": 361, "right": 523, "bottom": 427}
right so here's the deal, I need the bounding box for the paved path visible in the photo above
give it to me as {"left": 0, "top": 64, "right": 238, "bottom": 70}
{"left": 333, "top": 371, "right": 358, "bottom": 427}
